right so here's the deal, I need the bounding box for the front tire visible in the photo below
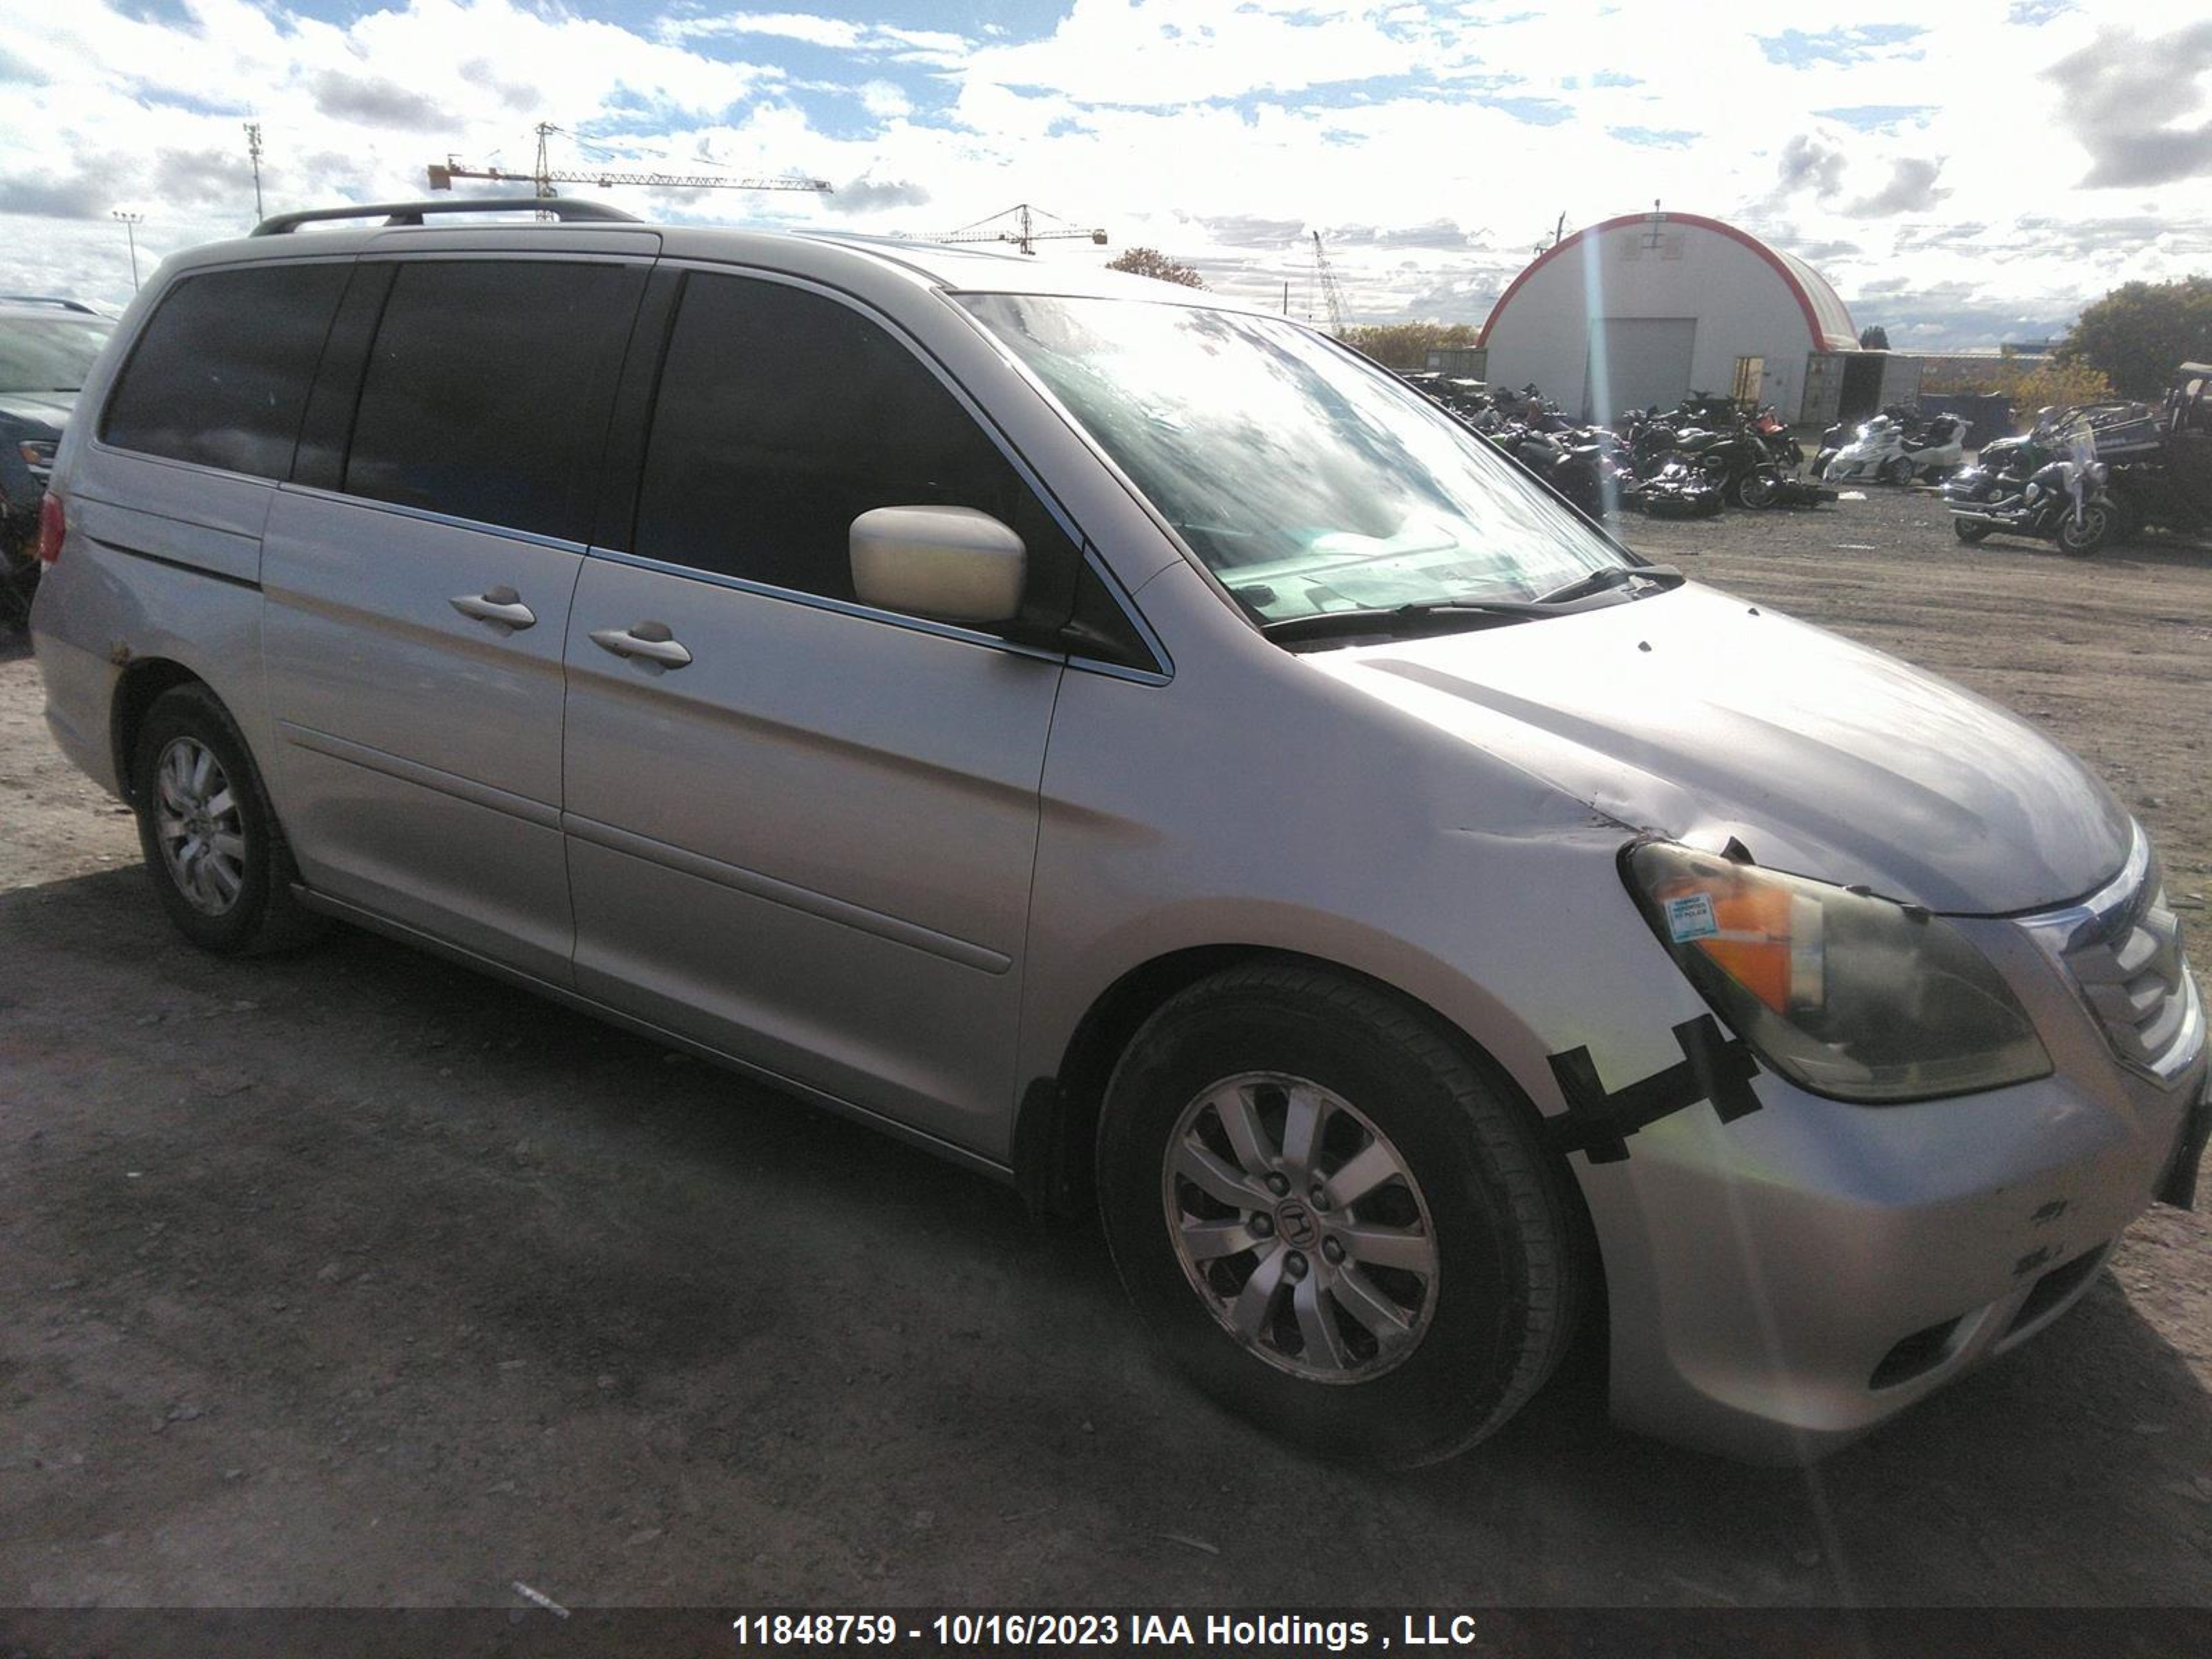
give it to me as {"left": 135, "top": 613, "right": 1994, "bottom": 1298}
{"left": 2056, "top": 503, "right": 2114, "bottom": 557}
{"left": 1097, "top": 962, "right": 1584, "bottom": 1467}
{"left": 1736, "top": 468, "right": 1781, "bottom": 509}
{"left": 132, "top": 683, "right": 327, "bottom": 955}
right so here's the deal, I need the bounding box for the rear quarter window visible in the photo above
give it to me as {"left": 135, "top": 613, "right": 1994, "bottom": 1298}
{"left": 101, "top": 263, "right": 348, "bottom": 479}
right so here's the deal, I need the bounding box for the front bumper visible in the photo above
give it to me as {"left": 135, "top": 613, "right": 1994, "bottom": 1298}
{"left": 1586, "top": 858, "right": 2206, "bottom": 1465}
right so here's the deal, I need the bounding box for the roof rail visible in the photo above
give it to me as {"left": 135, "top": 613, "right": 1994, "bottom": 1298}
{"left": 250, "top": 196, "right": 644, "bottom": 236}
{"left": 1, "top": 294, "right": 103, "bottom": 313}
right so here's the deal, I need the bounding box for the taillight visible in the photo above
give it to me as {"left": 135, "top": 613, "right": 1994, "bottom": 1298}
{"left": 35, "top": 491, "right": 65, "bottom": 565}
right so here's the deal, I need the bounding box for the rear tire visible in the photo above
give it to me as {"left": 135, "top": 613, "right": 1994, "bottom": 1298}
{"left": 1097, "top": 962, "right": 1584, "bottom": 1467}
{"left": 1735, "top": 469, "right": 1781, "bottom": 509}
{"left": 1953, "top": 518, "right": 1993, "bottom": 544}
{"left": 131, "top": 683, "right": 327, "bottom": 955}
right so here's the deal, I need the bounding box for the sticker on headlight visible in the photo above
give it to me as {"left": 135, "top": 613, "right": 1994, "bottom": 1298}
{"left": 1544, "top": 1015, "right": 1761, "bottom": 1164}
{"left": 1662, "top": 892, "right": 1719, "bottom": 943}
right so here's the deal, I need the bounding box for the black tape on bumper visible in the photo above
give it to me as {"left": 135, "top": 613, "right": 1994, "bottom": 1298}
{"left": 1544, "top": 1015, "right": 1760, "bottom": 1164}
{"left": 2155, "top": 1083, "right": 2210, "bottom": 1211}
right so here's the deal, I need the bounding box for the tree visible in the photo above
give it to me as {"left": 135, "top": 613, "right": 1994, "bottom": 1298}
{"left": 1338, "top": 321, "right": 1481, "bottom": 372}
{"left": 1997, "top": 353, "right": 2117, "bottom": 422}
{"left": 1922, "top": 345, "right": 2115, "bottom": 427}
{"left": 2056, "top": 275, "right": 2212, "bottom": 399}
{"left": 1858, "top": 324, "right": 1890, "bottom": 350}
{"left": 1105, "top": 247, "right": 1205, "bottom": 288}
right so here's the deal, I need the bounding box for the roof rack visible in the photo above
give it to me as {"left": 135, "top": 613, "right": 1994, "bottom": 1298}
{"left": 1, "top": 294, "right": 103, "bottom": 313}
{"left": 250, "top": 196, "right": 643, "bottom": 236}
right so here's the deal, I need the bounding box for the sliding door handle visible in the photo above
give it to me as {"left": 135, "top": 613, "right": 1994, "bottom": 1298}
{"left": 590, "top": 621, "right": 693, "bottom": 668}
{"left": 449, "top": 588, "right": 536, "bottom": 630}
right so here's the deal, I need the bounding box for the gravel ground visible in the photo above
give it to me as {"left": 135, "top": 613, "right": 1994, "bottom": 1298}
{"left": 1, "top": 485, "right": 2208, "bottom": 1615}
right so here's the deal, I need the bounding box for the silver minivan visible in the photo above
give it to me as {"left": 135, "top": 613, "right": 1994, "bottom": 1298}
{"left": 30, "top": 199, "right": 2209, "bottom": 1466}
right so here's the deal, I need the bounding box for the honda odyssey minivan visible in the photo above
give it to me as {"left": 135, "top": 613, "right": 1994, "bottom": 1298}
{"left": 30, "top": 198, "right": 2209, "bottom": 1465}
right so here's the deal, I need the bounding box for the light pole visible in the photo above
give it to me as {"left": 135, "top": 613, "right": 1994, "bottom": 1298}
{"left": 244, "top": 122, "right": 265, "bottom": 223}
{"left": 111, "top": 210, "right": 144, "bottom": 292}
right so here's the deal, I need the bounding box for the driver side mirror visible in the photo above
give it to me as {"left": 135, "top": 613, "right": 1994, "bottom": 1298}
{"left": 850, "top": 506, "right": 1026, "bottom": 626}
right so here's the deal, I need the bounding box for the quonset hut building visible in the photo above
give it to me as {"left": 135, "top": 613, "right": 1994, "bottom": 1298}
{"left": 1476, "top": 210, "right": 1865, "bottom": 425}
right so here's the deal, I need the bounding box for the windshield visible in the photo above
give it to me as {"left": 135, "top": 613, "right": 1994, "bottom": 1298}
{"left": 0, "top": 315, "right": 113, "bottom": 395}
{"left": 961, "top": 294, "right": 1623, "bottom": 625}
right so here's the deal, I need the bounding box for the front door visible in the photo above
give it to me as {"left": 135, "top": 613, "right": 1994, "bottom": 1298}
{"left": 561, "top": 270, "right": 1080, "bottom": 1154}
{"left": 263, "top": 256, "right": 644, "bottom": 982}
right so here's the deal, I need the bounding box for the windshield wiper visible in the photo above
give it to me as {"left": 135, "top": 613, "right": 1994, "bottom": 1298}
{"left": 1258, "top": 600, "right": 1550, "bottom": 644}
{"left": 1530, "top": 562, "right": 1683, "bottom": 606}
{"left": 1258, "top": 563, "right": 1685, "bottom": 646}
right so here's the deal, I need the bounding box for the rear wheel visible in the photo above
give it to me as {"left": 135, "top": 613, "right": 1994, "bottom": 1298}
{"left": 132, "top": 683, "right": 327, "bottom": 955}
{"left": 1877, "top": 456, "right": 1914, "bottom": 486}
{"left": 1953, "top": 518, "right": 1993, "bottom": 544}
{"left": 1097, "top": 962, "right": 1584, "bottom": 1467}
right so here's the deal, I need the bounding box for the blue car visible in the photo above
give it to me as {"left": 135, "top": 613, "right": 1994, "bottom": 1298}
{"left": 1, "top": 297, "right": 114, "bottom": 626}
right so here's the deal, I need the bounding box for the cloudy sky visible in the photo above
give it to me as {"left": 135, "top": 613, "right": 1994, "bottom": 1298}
{"left": 2, "top": 1, "right": 2206, "bottom": 347}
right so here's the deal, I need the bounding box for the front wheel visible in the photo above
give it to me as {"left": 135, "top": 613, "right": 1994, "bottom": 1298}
{"left": 1735, "top": 468, "right": 1781, "bottom": 509}
{"left": 2056, "top": 502, "right": 2115, "bottom": 557}
{"left": 1877, "top": 456, "right": 1914, "bottom": 486}
{"left": 1097, "top": 963, "right": 1584, "bottom": 1467}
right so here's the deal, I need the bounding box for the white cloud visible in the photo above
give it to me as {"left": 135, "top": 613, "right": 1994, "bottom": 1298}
{"left": 0, "top": 0, "right": 2204, "bottom": 346}
{"left": 662, "top": 11, "right": 863, "bottom": 49}
{"left": 858, "top": 79, "right": 911, "bottom": 120}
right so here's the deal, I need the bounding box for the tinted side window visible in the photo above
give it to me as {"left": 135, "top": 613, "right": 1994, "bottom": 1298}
{"left": 345, "top": 261, "right": 632, "bottom": 542}
{"left": 102, "top": 264, "right": 346, "bottom": 478}
{"left": 635, "top": 273, "right": 1078, "bottom": 624}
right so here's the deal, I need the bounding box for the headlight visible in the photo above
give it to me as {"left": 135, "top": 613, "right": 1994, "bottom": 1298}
{"left": 1624, "top": 843, "right": 2050, "bottom": 1103}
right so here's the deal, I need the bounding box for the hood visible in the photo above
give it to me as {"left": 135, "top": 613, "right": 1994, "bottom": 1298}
{"left": 0, "top": 392, "right": 77, "bottom": 431}
{"left": 1311, "top": 581, "right": 2130, "bottom": 915}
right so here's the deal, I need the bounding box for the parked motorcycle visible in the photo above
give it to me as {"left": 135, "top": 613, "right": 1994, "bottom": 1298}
{"left": 1637, "top": 418, "right": 1783, "bottom": 507}
{"left": 1944, "top": 426, "right": 2117, "bottom": 554}
{"left": 1753, "top": 405, "right": 1804, "bottom": 471}
{"left": 1822, "top": 412, "right": 1967, "bottom": 485}
{"left": 1949, "top": 398, "right": 2204, "bottom": 545}
{"left": 1490, "top": 424, "right": 1638, "bottom": 518}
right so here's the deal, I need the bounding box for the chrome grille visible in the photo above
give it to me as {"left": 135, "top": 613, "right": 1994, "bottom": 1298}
{"left": 2023, "top": 828, "right": 2202, "bottom": 1081}
{"left": 2063, "top": 881, "right": 2192, "bottom": 1070}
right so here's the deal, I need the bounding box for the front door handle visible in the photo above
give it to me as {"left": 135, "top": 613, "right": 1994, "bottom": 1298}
{"left": 590, "top": 621, "right": 693, "bottom": 668}
{"left": 450, "top": 588, "right": 536, "bottom": 630}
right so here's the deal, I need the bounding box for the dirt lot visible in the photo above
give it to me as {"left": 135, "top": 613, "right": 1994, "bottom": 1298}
{"left": 1, "top": 485, "right": 2209, "bottom": 1615}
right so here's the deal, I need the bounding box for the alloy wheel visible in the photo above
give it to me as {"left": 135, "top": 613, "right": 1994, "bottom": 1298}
{"left": 153, "top": 735, "right": 247, "bottom": 915}
{"left": 1162, "top": 1071, "right": 1439, "bottom": 1383}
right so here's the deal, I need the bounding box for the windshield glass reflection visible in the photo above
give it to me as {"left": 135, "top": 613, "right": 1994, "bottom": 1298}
{"left": 963, "top": 294, "right": 1622, "bottom": 624}
{"left": 0, "top": 318, "right": 112, "bottom": 395}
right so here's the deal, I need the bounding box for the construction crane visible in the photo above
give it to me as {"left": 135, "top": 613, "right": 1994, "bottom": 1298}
{"left": 897, "top": 203, "right": 1107, "bottom": 256}
{"left": 1311, "top": 231, "right": 1348, "bottom": 335}
{"left": 427, "top": 123, "right": 831, "bottom": 208}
